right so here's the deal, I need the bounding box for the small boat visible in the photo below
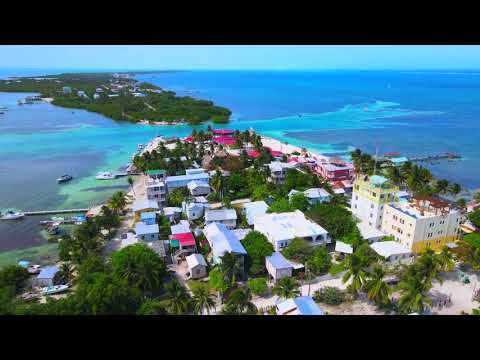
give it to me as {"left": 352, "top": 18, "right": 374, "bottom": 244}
{"left": 137, "top": 144, "right": 145, "bottom": 150}
{"left": 0, "top": 210, "right": 25, "bottom": 220}
{"left": 20, "top": 292, "right": 40, "bottom": 302}
{"left": 27, "top": 264, "right": 41, "bottom": 275}
{"left": 57, "top": 174, "right": 73, "bottom": 183}
{"left": 95, "top": 171, "right": 116, "bottom": 180}
{"left": 51, "top": 216, "right": 64, "bottom": 222}
{"left": 41, "top": 285, "right": 69, "bottom": 295}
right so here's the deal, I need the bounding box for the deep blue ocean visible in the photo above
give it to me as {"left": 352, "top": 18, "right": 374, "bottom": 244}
{"left": 0, "top": 68, "right": 479, "bottom": 252}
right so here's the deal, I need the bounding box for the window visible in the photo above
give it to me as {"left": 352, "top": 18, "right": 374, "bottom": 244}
{"left": 370, "top": 213, "right": 373, "bottom": 218}
{"left": 372, "top": 192, "right": 377, "bottom": 197}
{"left": 429, "top": 223, "right": 435, "bottom": 228}
{"left": 371, "top": 204, "right": 374, "bottom": 209}
{"left": 354, "top": 205, "right": 357, "bottom": 209}
{"left": 355, "top": 196, "right": 358, "bottom": 200}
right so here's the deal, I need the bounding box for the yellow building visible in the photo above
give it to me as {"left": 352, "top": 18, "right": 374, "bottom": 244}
{"left": 381, "top": 196, "right": 463, "bottom": 253}
{"left": 351, "top": 175, "right": 399, "bottom": 230}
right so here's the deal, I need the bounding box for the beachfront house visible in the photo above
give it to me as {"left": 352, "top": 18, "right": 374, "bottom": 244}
{"left": 254, "top": 210, "right": 330, "bottom": 251}
{"left": 132, "top": 199, "right": 159, "bottom": 222}
{"left": 135, "top": 222, "right": 160, "bottom": 242}
{"left": 185, "top": 253, "right": 208, "bottom": 280}
{"left": 203, "top": 222, "right": 247, "bottom": 273}
{"left": 140, "top": 212, "right": 157, "bottom": 226}
{"left": 243, "top": 201, "right": 269, "bottom": 225}
{"left": 146, "top": 169, "right": 167, "bottom": 181}
{"left": 36, "top": 265, "right": 60, "bottom": 287}
{"left": 166, "top": 169, "right": 210, "bottom": 190}
{"left": 145, "top": 173, "right": 167, "bottom": 208}
{"left": 187, "top": 180, "right": 211, "bottom": 196}
{"left": 370, "top": 241, "right": 412, "bottom": 263}
{"left": 276, "top": 296, "right": 324, "bottom": 316}
{"left": 205, "top": 209, "right": 237, "bottom": 229}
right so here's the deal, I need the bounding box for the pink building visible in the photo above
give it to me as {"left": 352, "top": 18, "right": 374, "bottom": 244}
{"left": 315, "top": 158, "right": 354, "bottom": 182}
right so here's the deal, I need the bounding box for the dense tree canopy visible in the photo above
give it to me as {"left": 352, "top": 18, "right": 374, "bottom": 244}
{"left": 241, "top": 231, "right": 274, "bottom": 275}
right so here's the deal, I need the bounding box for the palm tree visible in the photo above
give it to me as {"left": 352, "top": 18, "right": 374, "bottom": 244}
{"left": 191, "top": 283, "right": 216, "bottom": 315}
{"left": 396, "top": 274, "right": 432, "bottom": 314}
{"left": 474, "top": 191, "right": 480, "bottom": 203}
{"left": 341, "top": 252, "right": 369, "bottom": 295}
{"left": 386, "top": 166, "right": 403, "bottom": 187}
{"left": 127, "top": 177, "right": 135, "bottom": 195}
{"left": 436, "top": 246, "right": 455, "bottom": 272}
{"left": 221, "top": 288, "right": 257, "bottom": 315}
{"left": 434, "top": 179, "right": 450, "bottom": 194}
{"left": 272, "top": 277, "right": 301, "bottom": 300}
{"left": 108, "top": 191, "right": 126, "bottom": 214}
{"left": 56, "top": 263, "right": 75, "bottom": 285}
{"left": 415, "top": 249, "right": 443, "bottom": 285}
{"left": 163, "top": 279, "right": 191, "bottom": 315}
{"left": 449, "top": 183, "right": 462, "bottom": 198}
{"left": 220, "top": 253, "right": 244, "bottom": 285}
{"left": 210, "top": 171, "right": 224, "bottom": 200}
{"left": 364, "top": 265, "right": 391, "bottom": 306}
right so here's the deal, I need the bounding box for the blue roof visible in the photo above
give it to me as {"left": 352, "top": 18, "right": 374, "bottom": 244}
{"left": 370, "top": 175, "right": 388, "bottom": 186}
{"left": 294, "top": 296, "right": 324, "bottom": 315}
{"left": 204, "top": 222, "right": 247, "bottom": 257}
{"left": 266, "top": 251, "right": 293, "bottom": 270}
{"left": 390, "top": 156, "right": 409, "bottom": 163}
{"left": 135, "top": 222, "right": 159, "bottom": 235}
{"left": 37, "top": 265, "right": 59, "bottom": 280}
{"left": 166, "top": 173, "right": 209, "bottom": 184}
{"left": 141, "top": 212, "right": 157, "bottom": 220}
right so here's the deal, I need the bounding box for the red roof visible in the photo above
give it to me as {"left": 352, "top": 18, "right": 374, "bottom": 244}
{"left": 288, "top": 156, "right": 299, "bottom": 163}
{"left": 247, "top": 149, "right": 261, "bottom": 158}
{"left": 270, "top": 150, "right": 284, "bottom": 157}
{"left": 185, "top": 136, "right": 193, "bottom": 142}
{"left": 213, "top": 135, "right": 237, "bottom": 146}
{"left": 169, "top": 232, "right": 196, "bottom": 247}
{"left": 213, "top": 129, "right": 234, "bottom": 135}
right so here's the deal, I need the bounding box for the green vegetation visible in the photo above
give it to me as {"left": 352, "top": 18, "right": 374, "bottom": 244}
{"left": 468, "top": 208, "right": 480, "bottom": 228}
{"left": 247, "top": 278, "right": 268, "bottom": 296}
{"left": 241, "top": 231, "right": 274, "bottom": 275}
{"left": 167, "top": 187, "right": 191, "bottom": 207}
{"left": 306, "top": 202, "right": 357, "bottom": 241}
{"left": 272, "top": 277, "right": 301, "bottom": 300}
{"left": 221, "top": 287, "right": 257, "bottom": 315}
{"left": 313, "top": 287, "right": 346, "bottom": 305}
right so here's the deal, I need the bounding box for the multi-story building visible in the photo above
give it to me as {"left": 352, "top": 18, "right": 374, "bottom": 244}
{"left": 381, "top": 196, "right": 463, "bottom": 253}
{"left": 267, "top": 161, "right": 296, "bottom": 184}
{"left": 315, "top": 157, "right": 354, "bottom": 182}
{"left": 145, "top": 169, "right": 167, "bottom": 208}
{"left": 351, "top": 175, "right": 399, "bottom": 230}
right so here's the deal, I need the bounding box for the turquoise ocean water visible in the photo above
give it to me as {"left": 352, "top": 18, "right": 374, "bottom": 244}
{"left": 0, "top": 69, "right": 479, "bottom": 252}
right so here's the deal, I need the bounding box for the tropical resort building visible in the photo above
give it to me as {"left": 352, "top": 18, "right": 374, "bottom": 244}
{"left": 380, "top": 196, "right": 463, "bottom": 253}
{"left": 243, "top": 201, "right": 269, "bottom": 225}
{"left": 315, "top": 157, "right": 354, "bottom": 182}
{"left": 205, "top": 209, "right": 237, "bottom": 229}
{"left": 146, "top": 169, "right": 167, "bottom": 181}
{"left": 276, "top": 296, "right": 324, "bottom": 315}
{"left": 254, "top": 210, "right": 330, "bottom": 251}
{"left": 351, "top": 175, "right": 399, "bottom": 230}
{"left": 370, "top": 241, "right": 412, "bottom": 263}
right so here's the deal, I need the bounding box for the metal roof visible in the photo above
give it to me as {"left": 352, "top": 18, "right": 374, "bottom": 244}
{"left": 205, "top": 209, "right": 237, "bottom": 222}
{"left": 203, "top": 222, "right": 247, "bottom": 257}
{"left": 277, "top": 296, "right": 324, "bottom": 315}
{"left": 266, "top": 251, "right": 293, "bottom": 270}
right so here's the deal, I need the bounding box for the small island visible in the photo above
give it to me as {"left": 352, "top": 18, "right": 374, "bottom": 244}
{"left": 0, "top": 72, "right": 231, "bottom": 124}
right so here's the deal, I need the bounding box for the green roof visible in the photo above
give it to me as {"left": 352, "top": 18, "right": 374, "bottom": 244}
{"left": 146, "top": 169, "right": 166, "bottom": 176}
{"left": 170, "top": 240, "right": 180, "bottom": 248}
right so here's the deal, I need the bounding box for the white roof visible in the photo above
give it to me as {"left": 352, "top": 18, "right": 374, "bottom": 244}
{"left": 194, "top": 196, "right": 209, "bottom": 203}
{"left": 277, "top": 296, "right": 324, "bottom": 315}
{"left": 121, "top": 232, "right": 138, "bottom": 247}
{"left": 187, "top": 180, "right": 210, "bottom": 191}
{"left": 163, "top": 207, "right": 182, "bottom": 216}
{"left": 171, "top": 220, "right": 190, "bottom": 234}
{"left": 303, "top": 188, "right": 330, "bottom": 199}
{"left": 356, "top": 222, "right": 386, "bottom": 240}
{"left": 335, "top": 241, "right": 353, "bottom": 254}
{"left": 254, "top": 210, "right": 328, "bottom": 243}
{"left": 370, "top": 241, "right": 411, "bottom": 258}
{"left": 135, "top": 222, "right": 159, "bottom": 236}
{"left": 186, "top": 253, "right": 207, "bottom": 269}
{"left": 333, "top": 188, "right": 345, "bottom": 195}
{"left": 205, "top": 209, "right": 237, "bottom": 222}
{"left": 132, "top": 199, "right": 159, "bottom": 212}
{"left": 203, "top": 222, "right": 247, "bottom": 258}
{"left": 243, "top": 201, "right": 269, "bottom": 225}
{"left": 231, "top": 228, "right": 252, "bottom": 241}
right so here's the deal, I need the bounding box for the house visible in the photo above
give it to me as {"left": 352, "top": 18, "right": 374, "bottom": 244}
{"left": 254, "top": 210, "right": 330, "bottom": 251}
{"left": 145, "top": 170, "right": 167, "bottom": 207}
{"left": 357, "top": 222, "right": 386, "bottom": 243}
{"left": 171, "top": 220, "right": 191, "bottom": 235}
{"left": 93, "top": 93, "right": 100, "bottom": 100}
{"left": 388, "top": 156, "right": 409, "bottom": 167}
{"left": 370, "top": 241, "right": 412, "bottom": 263}
{"left": 121, "top": 232, "right": 138, "bottom": 248}
{"left": 77, "top": 90, "right": 87, "bottom": 98}
{"left": 212, "top": 129, "right": 235, "bottom": 135}
{"left": 243, "top": 201, "right": 269, "bottom": 225}
{"left": 166, "top": 170, "right": 210, "bottom": 189}
{"left": 265, "top": 251, "right": 294, "bottom": 282}
{"left": 315, "top": 158, "right": 354, "bottom": 182}
{"left": 203, "top": 222, "right": 247, "bottom": 269}
{"left": 135, "top": 222, "right": 160, "bottom": 242}
{"left": 187, "top": 180, "right": 211, "bottom": 196}
{"left": 169, "top": 232, "right": 197, "bottom": 254}
{"left": 467, "top": 200, "right": 480, "bottom": 213}
{"left": 147, "top": 240, "right": 168, "bottom": 260}
{"left": 186, "top": 253, "right": 208, "bottom": 279}
{"left": 140, "top": 212, "right": 157, "bottom": 225}
{"left": 146, "top": 169, "right": 167, "bottom": 181}
{"left": 231, "top": 228, "right": 252, "bottom": 241}
{"left": 289, "top": 188, "right": 330, "bottom": 205}
{"left": 213, "top": 135, "right": 237, "bottom": 147}
{"left": 163, "top": 207, "right": 182, "bottom": 223}
{"left": 132, "top": 199, "right": 159, "bottom": 221}
{"left": 182, "top": 200, "right": 208, "bottom": 221}
{"left": 276, "top": 296, "right": 324, "bottom": 315}
{"left": 205, "top": 209, "right": 237, "bottom": 229}
{"left": 267, "top": 161, "right": 296, "bottom": 184}
{"left": 37, "top": 265, "right": 60, "bottom": 287}
{"left": 334, "top": 241, "right": 353, "bottom": 255}
{"left": 62, "top": 86, "right": 72, "bottom": 94}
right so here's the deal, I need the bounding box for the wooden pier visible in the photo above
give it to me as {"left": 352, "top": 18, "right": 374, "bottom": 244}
{"left": 409, "top": 152, "right": 461, "bottom": 162}
{"left": 24, "top": 208, "right": 89, "bottom": 216}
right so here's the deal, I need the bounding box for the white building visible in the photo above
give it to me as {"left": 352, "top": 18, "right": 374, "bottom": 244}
{"left": 265, "top": 251, "right": 295, "bottom": 282}
{"left": 203, "top": 222, "right": 247, "bottom": 267}
{"left": 254, "top": 210, "right": 330, "bottom": 251}
{"left": 276, "top": 296, "right": 324, "bottom": 315}
{"left": 351, "top": 175, "right": 399, "bottom": 230}
{"left": 145, "top": 177, "right": 167, "bottom": 208}
{"left": 205, "top": 209, "right": 237, "bottom": 229}
{"left": 171, "top": 220, "right": 191, "bottom": 235}
{"left": 267, "top": 161, "right": 296, "bottom": 184}
{"left": 182, "top": 200, "right": 208, "bottom": 221}
{"left": 135, "top": 223, "right": 159, "bottom": 242}
{"left": 187, "top": 180, "right": 211, "bottom": 196}
{"left": 186, "top": 253, "right": 208, "bottom": 279}
{"left": 381, "top": 196, "right": 463, "bottom": 253}
{"left": 334, "top": 241, "right": 353, "bottom": 255}
{"left": 357, "top": 221, "right": 386, "bottom": 243}
{"left": 243, "top": 201, "right": 269, "bottom": 225}
{"left": 370, "top": 241, "right": 412, "bottom": 263}
{"left": 166, "top": 170, "right": 210, "bottom": 189}
{"left": 288, "top": 188, "right": 330, "bottom": 205}
{"left": 163, "top": 207, "right": 182, "bottom": 223}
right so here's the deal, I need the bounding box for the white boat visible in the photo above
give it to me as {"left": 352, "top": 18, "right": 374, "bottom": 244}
{"left": 137, "top": 144, "right": 145, "bottom": 150}
{"left": 41, "top": 285, "right": 69, "bottom": 295}
{"left": 0, "top": 210, "right": 25, "bottom": 220}
{"left": 95, "top": 171, "right": 116, "bottom": 180}
{"left": 57, "top": 174, "right": 73, "bottom": 183}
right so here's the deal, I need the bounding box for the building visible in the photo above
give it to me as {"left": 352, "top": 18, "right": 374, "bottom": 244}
{"left": 254, "top": 210, "right": 330, "bottom": 251}
{"left": 276, "top": 296, "right": 324, "bottom": 315}
{"left": 140, "top": 212, "right": 157, "bottom": 225}
{"left": 166, "top": 170, "right": 210, "bottom": 189}
{"left": 267, "top": 161, "right": 296, "bottom": 184}
{"left": 135, "top": 222, "right": 160, "bottom": 242}
{"left": 315, "top": 158, "right": 354, "bottom": 182}
{"left": 203, "top": 222, "right": 247, "bottom": 268}
{"left": 205, "top": 209, "right": 237, "bottom": 229}
{"left": 62, "top": 86, "right": 72, "bottom": 94}
{"left": 356, "top": 222, "right": 386, "bottom": 243}
{"left": 187, "top": 180, "right": 211, "bottom": 196}
{"left": 169, "top": 232, "right": 197, "bottom": 254}
{"left": 265, "top": 251, "right": 294, "bottom": 282}
{"left": 334, "top": 241, "right": 353, "bottom": 255}
{"left": 182, "top": 200, "right": 208, "bottom": 221}
{"left": 381, "top": 196, "right": 463, "bottom": 253}
{"left": 121, "top": 232, "right": 138, "bottom": 248}
{"left": 243, "top": 201, "right": 269, "bottom": 225}
{"left": 77, "top": 90, "right": 87, "bottom": 98}
{"left": 36, "top": 266, "right": 60, "bottom": 287}
{"left": 162, "top": 207, "right": 182, "bottom": 223}
{"left": 171, "top": 220, "right": 191, "bottom": 235}
{"left": 212, "top": 135, "right": 237, "bottom": 147}
{"left": 147, "top": 241, "right": 168, "bottom": 260}
{"left": 370, "top": 241, "right": 412, "bottom": 263}
{"left": 132, "top": 199, "right": 159, "bottom": 222}
{"left": 351, "top": 175, "right": 399, "bottom": 230}
{"left": 185, "top": 253, "right": 208, "bottom": 279}
{"left": 146, "top": 169, "right": 167, "bottom": 181}
{"left": 145, "top": 176, "right": 167, "bottom": 208}
{"left": 289, "top": 188, "right": 331, "bottom": 205}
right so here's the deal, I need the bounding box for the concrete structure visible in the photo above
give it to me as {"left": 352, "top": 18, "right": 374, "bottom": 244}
{"left": 205, "top": 209, "right": 237, "bottom": 229}
{"left": 135, "top": 222, "right": 160, "bottom": 242}
{"left": 315, "top": 158, "right": 354, "bottom": 182}
{"left": 146, "top": 169, "right": 167, "bottom": 181}
{"left": 145, "top": 177, "right": 167, "bottom": 208}
{"left": 351, "top": 175, "right": 399, "bottom": 230}
{"left": 36, "top": 265, "right": 59, "bottom": 287}
{"left": 62, "top": 86, "right": 72, "bottom": 94}
{"left": 289, "top": 188, "right": 330, "bottom": 205}
{"left": 267, "top": 161, "right": 296, "bottom": 184}
{"left": 203, "top": 222, "right": 247, "bottom": 268}
{"left": 266, "top": 251, "right": 295, "bottom": 282}
{"left": 147, "top": 240, "right": 168, "bottom": 259}
{"left": 254, "top": 210, "right": 330, "bottom": 251}
{"left": 186, "top": 253, "right": 208, "bottom": 279}
{"left": 357, "top": 221, "right": 386, "bottom": 243}
{"left": 132, "top": 199, "right": 159, "bottom": 222}
{"left": 166, "top": 170, "right": 210, "bottom": 189}
{"left": 187, "top": 180, "right": 211, "bottom": 196}
{"left": 370, "top": 241, "right": 412, "bottom": 263}
{"left": 381, "top": 196, "right": 463, "bottom": 253}
{"left": 243, "top": 201, "right": 269, "bottom": 225}
{"left": 276, "top": 296, "right": 324, "bottom": 315}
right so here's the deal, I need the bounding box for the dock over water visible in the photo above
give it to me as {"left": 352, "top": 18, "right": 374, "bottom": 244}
{"left": 24, "top": 208, "right": 89, "bottom": 216}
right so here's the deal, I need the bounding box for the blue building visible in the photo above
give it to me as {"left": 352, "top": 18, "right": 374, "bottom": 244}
{"left": 140, "top": 212, "right": 157, "bottom": 225}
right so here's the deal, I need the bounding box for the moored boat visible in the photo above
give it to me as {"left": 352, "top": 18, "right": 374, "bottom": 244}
{"left": 41, "top": 284, "right": 69, "bottom": 295}
{"left": 0, "top": 210, "right": 25, "bottom": 220}
{"left": 57, "top": 174, "right": 73, "bottom": 183}
{"left": 95, "top": 171, "right": 116, "bottom": 180}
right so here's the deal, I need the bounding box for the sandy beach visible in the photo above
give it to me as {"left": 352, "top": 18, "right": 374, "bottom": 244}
{"left": 260, "top": 135, "right": 330, "bottom": 161}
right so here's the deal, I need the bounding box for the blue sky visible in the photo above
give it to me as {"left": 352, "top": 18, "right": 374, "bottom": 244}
{"left": 1, "top": 45, "right": 480, "bottom": 70}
